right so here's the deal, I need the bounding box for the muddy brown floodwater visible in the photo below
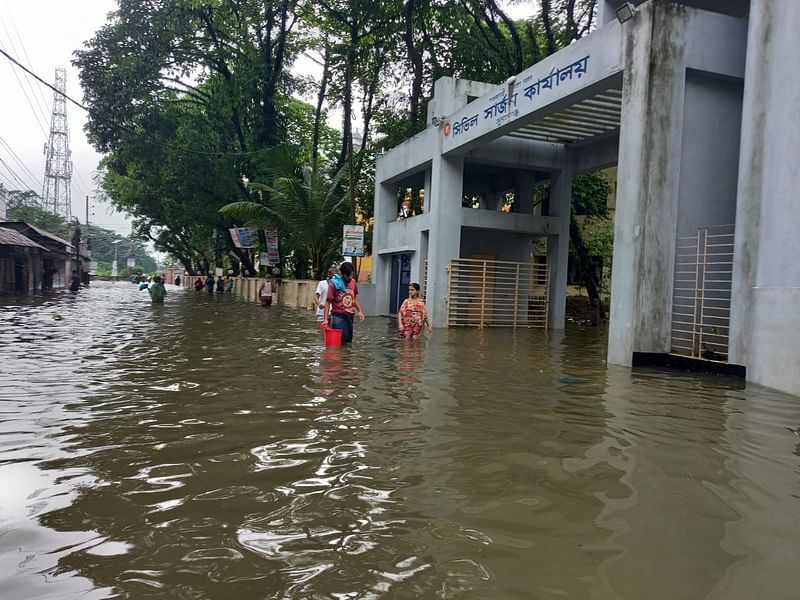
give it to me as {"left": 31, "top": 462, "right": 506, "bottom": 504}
{"left": 2, "top": 281, "right": 800, "bottom": 599}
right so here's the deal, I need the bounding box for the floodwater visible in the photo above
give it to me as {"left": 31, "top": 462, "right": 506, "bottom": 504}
{"left": 1, "top": 282, "right": 800, "bottom": 600}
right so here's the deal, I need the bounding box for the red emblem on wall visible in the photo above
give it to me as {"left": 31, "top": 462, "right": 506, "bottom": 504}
{"left": 443, "top": 120, "right": 451, "bottom": 137}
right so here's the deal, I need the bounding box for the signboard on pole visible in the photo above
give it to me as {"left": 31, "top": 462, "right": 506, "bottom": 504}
{"left": 229, "top": 227, "right": 257, "bottom": 248}
{"left": 264, "top": 229, "right": 280, "bottom": 265}
{"left": 126, "top": 257, "right": 136, "bottom": 268}
{"left": 342, "top": 225, "right": 365, "bottom": 257}
{"left": 111, "top": 261, "right": 118, "bottom": 277}
{"left": 259, "top": 252, "right": 269, "bottom": 266}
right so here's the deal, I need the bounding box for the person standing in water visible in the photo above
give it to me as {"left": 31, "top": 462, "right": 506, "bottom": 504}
{"left": 323, "top": 262, "right": 365, "bottom": 344}
{"left": 69, "top": 270, "right": 81, "bottom": 292}
{"left": 148, "top": 275, "right": 167, "bottom": 303}
{"left": 315, "top": 267, "right": 337, "bottom": 329}
{"left": 397, "top": 282, "right": 432, "bottom": 339}
{"left": 259, "top": 275, "right": 275, "bottom": 306}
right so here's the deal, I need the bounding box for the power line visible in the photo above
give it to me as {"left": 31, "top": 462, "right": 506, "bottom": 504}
{"left": 0, "top": 46, "right": 271, "bottom": 159}
{"left": 0, "top": 40, "right": 49, "bottom": 139}
{"left": 0, "top": 11, "right": 52, "bottom": 132}
{"left": 0, "top": 155, "right": 37, "bottom": 193}
{"left": 1, "top": 7, "right": 52, "bottom": 123}
{"left": 0, "top": 134, "right": 42, "bottom": 190}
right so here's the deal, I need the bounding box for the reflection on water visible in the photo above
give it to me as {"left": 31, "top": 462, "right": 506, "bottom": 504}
{"left": 2, "top": 282, "right": 800, "bottom": 599}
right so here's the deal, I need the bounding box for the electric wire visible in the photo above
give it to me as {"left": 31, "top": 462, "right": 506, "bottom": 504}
{"left": 0, "top": 11, "right": 52, "bottom": 134}
{"left": 1, "top": 7, "right": 52, "bottom": 124}
{"left": 0, "top": 155, "right": 38, "bottom": 193}
{"left": 0, "top": 46, "right": 270, "bottom": 158}
{"left": 0, "top": 41, "right": 49, "bottom": 140}
{"left": 0, "top": 134, "right": 42, "bottom": 190}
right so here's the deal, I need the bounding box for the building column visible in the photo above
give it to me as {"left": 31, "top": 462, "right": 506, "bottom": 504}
{"left": 427, "top": 154, "right": 464, "bottom": 327}
{"left": 371, "top": 178, "right": 396, "bottom": 315}
{"left": 729, "top": 0, "right": 800, "bottom": 396}
{"left": 607, "top": 4, "right": 689, "bottom": 366}
{"left": 513, "top": 170, "right": 536, "bottom": 215}
{"left": 546, "top": 166, "right": 572, "bottom": 329}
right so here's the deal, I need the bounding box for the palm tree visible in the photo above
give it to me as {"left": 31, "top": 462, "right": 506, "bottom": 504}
{"left": 220, "top": 148, "right": 349, "bottom": 279}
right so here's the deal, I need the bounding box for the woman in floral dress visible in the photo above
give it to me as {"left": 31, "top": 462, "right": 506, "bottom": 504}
{"left": 397, "top": 283, "right": 433, "bottom": 339}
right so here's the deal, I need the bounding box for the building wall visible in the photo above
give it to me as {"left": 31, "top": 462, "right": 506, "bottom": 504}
{"left": 459, "top": 228, "right": 531, "bottom": 263}
{"left": 730, "top": 0, "right": 800, "bottom": 396}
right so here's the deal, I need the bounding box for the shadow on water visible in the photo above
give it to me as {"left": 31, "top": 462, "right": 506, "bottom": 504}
{"left": 2, "top": 282, "right": 800, "bottom": 599}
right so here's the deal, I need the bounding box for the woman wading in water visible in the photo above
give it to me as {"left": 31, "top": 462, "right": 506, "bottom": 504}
{"left": 397, "top": 283, "right": 432, "bottom": 339}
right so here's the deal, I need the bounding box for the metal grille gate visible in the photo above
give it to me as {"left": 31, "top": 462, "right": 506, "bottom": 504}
{"left": 446, "top": 258, "right": 550, "bottom": 328}
{"left": 671, "top": 224, "right": 735, "bottom": 361}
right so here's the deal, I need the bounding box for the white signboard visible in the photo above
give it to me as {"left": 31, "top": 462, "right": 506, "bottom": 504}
{"left": 440, "top": 22, "right": 622, "bottom": 153}
{"left": 126, "top": 257, "right": 136, "bottom": 268}
{"left": 342, "top": 225, "right": 365, "bottom": 257}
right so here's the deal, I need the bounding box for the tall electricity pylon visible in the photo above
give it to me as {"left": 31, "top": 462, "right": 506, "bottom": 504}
{"left": 42, "top": 68, "right": 72, "bottom": 219}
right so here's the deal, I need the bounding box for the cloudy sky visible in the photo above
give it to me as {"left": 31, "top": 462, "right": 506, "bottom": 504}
{"left": 0, "top": 0, "right": 536, "bottom": 235}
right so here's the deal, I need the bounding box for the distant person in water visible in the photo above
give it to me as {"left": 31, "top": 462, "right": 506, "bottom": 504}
{"left": 69, "top": 270, "right": 81, "bottom": 292}
{"left": 259, "top": 275, "right": 275, "bottom": 306}
{"left": 397, "top": 282, "right": 432, "bottom": 339}
{"left": 174, "top": 275, "right": 181, "bottom": 287}
{"left": 204, "top": 275, "right": 215, "bottom": 293}
{"left": 323, "top": 262, "right": 365, "bottom": 344}
{"left": 216, "top": 275, "right": 225, "bottom": 293}
{"left": 148, "top": 275, "right": 167, "bottom": 303}
{"left": 194, "top": 277, "right": 204, "bottom": 291}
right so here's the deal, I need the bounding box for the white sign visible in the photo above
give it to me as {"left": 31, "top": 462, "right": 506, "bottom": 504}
{"left": 215, "top": 267, "right": 224, "bottom": 277}
{"left": 126, "top": 257, "right": 136, "bottom": 268}
{"left": 342, "top": 225, "right": 365, "bottom": 257}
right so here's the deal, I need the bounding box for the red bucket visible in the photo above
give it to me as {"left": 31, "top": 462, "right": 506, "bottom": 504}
{"left": 324, "top": 326, "right": 343, "bottom": 347}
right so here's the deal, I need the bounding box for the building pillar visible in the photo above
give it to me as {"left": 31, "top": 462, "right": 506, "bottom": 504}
{"left": 729, "top": 0, "right": 800, "bottom": 396}
{"left": 513, "top": 170, "right": 536, "bottom": 215}
{"left": 371, "top": 178, "right": 396, "bottom": 314}
{"left": 607, "top": 4, "right": 689, "bottom": 366}
{"left": 546, "top": 166, "right": 572, "bottom": 329}
{"left": 427, "top": 154, "right": 464, "bottom": 327}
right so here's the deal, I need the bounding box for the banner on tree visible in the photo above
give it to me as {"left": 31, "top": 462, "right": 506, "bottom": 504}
{"left": 264, "top": 229, "right": 280, "bottom": 265}
{"left": 229, "top": 227, "right": 257, "bottom": 248}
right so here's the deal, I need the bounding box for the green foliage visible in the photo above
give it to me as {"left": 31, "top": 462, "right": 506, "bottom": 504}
{"left": 7, "top": 205, "right": 71, "bottom": 239}
{"left": 573, "top": 172, "right": 612, "bottom": 216}
{"left": 220, "top": 147, "right": 349, "bottom": 279}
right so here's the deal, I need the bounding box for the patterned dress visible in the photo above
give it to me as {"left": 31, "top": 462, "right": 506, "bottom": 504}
{"left": 398, "top": 299, "right": 428, "bottom": 338}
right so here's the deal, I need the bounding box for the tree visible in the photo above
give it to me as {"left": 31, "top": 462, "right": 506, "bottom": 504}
{"left": 220, "top": 147, "right": 349, "bottom": 279}
{"left": 7, "top": 205, "right": 71, "bottom": 239}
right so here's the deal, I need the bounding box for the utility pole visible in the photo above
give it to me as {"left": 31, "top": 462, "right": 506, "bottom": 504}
{"left": 42, "top": 68, "right": 73, "bottom": 219}
{"left": 84, "top": 195, "right": 91, "bottom": 285}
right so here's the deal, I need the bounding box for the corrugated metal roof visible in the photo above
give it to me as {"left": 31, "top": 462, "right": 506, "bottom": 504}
{"left": 0, "top": 222, "right": 74, "bottom": 250}
{"left": 0, "top": 227, "right": 47, "bottom": 249}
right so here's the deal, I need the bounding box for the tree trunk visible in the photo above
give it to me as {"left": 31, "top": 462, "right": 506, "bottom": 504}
{"left": 569, "top": 211, "right": 602, "bottom": 325}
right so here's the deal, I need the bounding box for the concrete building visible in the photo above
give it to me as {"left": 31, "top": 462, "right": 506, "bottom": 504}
{"left": 370, "top": 0, "right": 800, "bottom": 396}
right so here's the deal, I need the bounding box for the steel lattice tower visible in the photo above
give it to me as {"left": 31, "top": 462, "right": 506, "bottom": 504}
{"left": 42, "top": 68, "right": 72, "bottom": 219}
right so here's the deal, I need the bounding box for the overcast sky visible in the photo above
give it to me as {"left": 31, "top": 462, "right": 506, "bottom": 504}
{"left": 0, "top": 0, "right": 536, "bottom": 236}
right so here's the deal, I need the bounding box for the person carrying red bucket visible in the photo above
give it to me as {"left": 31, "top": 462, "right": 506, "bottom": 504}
{"left": 322, "top": 262, "right": 365, "bottom": 345}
